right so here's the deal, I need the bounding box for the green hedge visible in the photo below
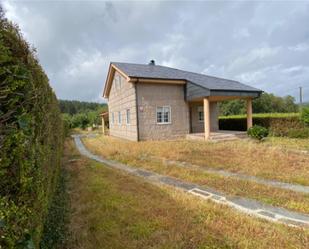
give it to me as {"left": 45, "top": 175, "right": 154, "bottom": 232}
{"left": 219, "top": 113, "right": 306, "bottom": 137}
{"left": 0, "top": 11, "right": 64, "bottom": 248}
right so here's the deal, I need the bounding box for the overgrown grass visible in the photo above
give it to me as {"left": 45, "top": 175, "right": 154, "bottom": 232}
{"left": 82, "top": 136, "right": 309, "bottom": 214}
{"left": 39, "top": 140, "right": 79, "bottom": 249}
{"left": 264, "top": 137, "right": 309, "bottom": 151}
{"left": 66, "top": 139, "right": 309, "bottom": 249}
{"left": 84, "top": 136, "right": 309, "bottom": 185}
{"left": 40, "top": 167, "right": 69, "bottom": 249}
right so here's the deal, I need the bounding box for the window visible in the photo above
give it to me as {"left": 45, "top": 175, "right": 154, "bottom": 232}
{"left": 198, "top": 106, "right": 204, "bottom": 122}
{"left": 118, "top": 75, "right": 122, "bottom": 89}
{"left": 111, "top": 112, "right": 115, "bottom": 124}
{"left": 118, "top": 111, "right": 121, "bottom": 124}
{"left": 114, "top": 77, "right": 118, "bottom": 90}
{"left": 126, "top": 109, "right": 130, "bottom": 124}
{"left": 114, "top": 75, "right": 122, "bottom": 90}
{"left": 157, "top": 106, "right": 171, "bottom": 124}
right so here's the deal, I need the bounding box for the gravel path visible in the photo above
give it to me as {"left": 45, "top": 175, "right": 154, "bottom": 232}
{"left": 73, "top": 135, "right": 309, "bottom": 228}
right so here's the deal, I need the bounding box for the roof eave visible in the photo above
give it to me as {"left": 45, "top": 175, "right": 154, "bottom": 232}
{"left": 210, "top": 89, "right": 263, "bottom": 93}
{"left": 103, "top": 63, "right": 131, "bottom": 98}
{"left": 129, "top": 77, "right": 186, "bottom": 84}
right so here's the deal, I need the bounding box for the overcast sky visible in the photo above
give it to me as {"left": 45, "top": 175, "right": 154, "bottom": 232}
{"left": 2, "top": 0, "right": 309, "bottom": 103}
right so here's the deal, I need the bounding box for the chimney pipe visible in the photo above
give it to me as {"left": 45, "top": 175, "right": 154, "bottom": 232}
{"left": 149, "top": 60, "right": 155, "bottom": 65}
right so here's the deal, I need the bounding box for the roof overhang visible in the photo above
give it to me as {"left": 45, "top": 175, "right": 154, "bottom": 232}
{"left": 210, "top": 89, "right": 262, "bottom": 98}
{"left": 186, "top": 81, "right": 262, "bottom": 102}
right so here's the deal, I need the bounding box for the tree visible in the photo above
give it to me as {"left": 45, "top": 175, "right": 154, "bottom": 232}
{"left": 253, "top": 93, "right": 298, "bottom": 113}
{"left": 219, "top": 100, "right": 246, "bottom": 116}
{"left": 219, "top": 92, "right": 299, "bottom": 116}
{"left": 71, "top": 113, "right": 89, "bottom": 129}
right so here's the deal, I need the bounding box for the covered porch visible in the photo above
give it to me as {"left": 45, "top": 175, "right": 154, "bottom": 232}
{"left": 186, "top": 83, "right": 259, "bottom": 140}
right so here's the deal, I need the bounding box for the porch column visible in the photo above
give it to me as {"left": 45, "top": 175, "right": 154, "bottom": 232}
{"left": 101, "top": 116, "right": 105, "bottom": 135}
{"left": 203, "top": 97, "right": 211, "bottom": 140}
{"left": 246, "top": 98, "right": 253, "bottom": 129}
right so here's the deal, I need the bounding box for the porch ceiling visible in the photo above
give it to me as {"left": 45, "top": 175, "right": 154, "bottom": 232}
{"left": 188, "top": 95, "right": 252, "bottom": 102}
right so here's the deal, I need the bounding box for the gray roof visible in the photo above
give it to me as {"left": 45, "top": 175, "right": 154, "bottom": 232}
{"left": 112, "top": 62, "right": 262, "bottom": 92}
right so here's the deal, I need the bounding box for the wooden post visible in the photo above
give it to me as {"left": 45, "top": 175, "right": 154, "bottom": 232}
{"left": 101, "top": 116, "right": 105, "bottom": 135}
{"left": 203, "top": 98, "right": 210, "bottom": 140}
{"left": 246, "top": 98, "right": 253, "bottom": 129}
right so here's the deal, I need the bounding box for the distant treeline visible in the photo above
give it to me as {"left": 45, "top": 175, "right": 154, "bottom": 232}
{"left": 219, "top": 92, "right": 299, "bottom": 116}
{"left": 59, "top": 100, "right": 107, "bottom": 130}
{"left": 59, "top": 99, "right": 107, "bottom": 115}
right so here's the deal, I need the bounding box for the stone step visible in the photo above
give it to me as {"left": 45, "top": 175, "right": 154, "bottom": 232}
{"left": 210, "top": 136, "right": 240, "bottom": 140}
{"left": 186, "top": 131, "right": 248, "bottom": 141}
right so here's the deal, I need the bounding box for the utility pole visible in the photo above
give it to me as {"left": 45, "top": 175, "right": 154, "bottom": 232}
{"left": 299, "top": 86, "right": 303, "bottom": 110}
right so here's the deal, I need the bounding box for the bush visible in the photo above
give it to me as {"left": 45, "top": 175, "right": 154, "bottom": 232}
{"left": 0, "top": 9, "right": 64, "bottom": 248}
{"left": 247, "top": 125, "right": 269, "bottom": 140}
{"left": 300, "top": 106, "right": 309, "bottom": 126}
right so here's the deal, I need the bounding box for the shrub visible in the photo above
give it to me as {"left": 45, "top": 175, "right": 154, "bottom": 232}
{"left": 0, "top": 9, "right": 63, "bottom": 248}
{"left": 247, "top": 125, "right": 269, "bottom": 140}
{"left": 300, "top": 106, "right": 309, "bottom": 126}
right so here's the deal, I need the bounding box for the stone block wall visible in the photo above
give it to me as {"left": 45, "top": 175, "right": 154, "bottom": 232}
{"left": 136, "top": 83, "right": 190, "bottom": 140}
{"left": 108, "top": 71, "right": 138, "bottom": 141}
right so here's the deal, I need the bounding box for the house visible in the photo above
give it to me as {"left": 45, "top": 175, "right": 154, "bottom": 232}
{"left": 102, "top": 60, "right": 262, "bottom": 141}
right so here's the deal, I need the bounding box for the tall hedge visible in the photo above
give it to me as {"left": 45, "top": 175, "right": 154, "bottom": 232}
{"left": 219, "top": 115, "right": 305, "bottom": 137}
{"left": 0, "top": 9, "right": 64, "bottom": 248}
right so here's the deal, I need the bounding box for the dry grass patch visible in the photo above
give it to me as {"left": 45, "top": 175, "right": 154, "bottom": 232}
{"left": 84, "top": 136, "right": 309, "bottom": 185}
{"left": 82, "top": 136, "right": 309, "bottom": 214}
{"left": 264, "top": 137, "right": 309, "bottom": 151}
{"left": 66, "top": 140, "right": 309, "bottom": 249}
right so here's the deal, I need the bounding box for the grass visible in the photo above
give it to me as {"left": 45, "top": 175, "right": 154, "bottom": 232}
{"left": 219, "top": 113, "right": 300, "bottom": 119}
{"left": 65, "top": 139, "right": 309, "bottom": 249}
{"left": 40, "top": 163, "right": 70, "bottom": 249}
{"left": 264, "top": 137, "right": 309, "bottom": 151}
{"left": 82, "top": 136, "right": 309, "bottom": 214}
{"left": 84, "top": 135, "right": 309, "bottom": 185}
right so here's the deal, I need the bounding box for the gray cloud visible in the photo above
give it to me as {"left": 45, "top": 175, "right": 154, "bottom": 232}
{"left": 2, "top": 0, "right": 309, "bottom": 102}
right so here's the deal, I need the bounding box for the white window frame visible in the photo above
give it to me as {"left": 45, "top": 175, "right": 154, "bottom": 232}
{"left": 156, "top": 106, "right": 171, "bottom": 124}
{"left": 118, "top": 111, "right": 121, "bottom": 124}
{"left": 198, "top": 106, "right": 204, "bottom": 122}
{"left": 126, "top": 109, "right": 130, "bottom": 125}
